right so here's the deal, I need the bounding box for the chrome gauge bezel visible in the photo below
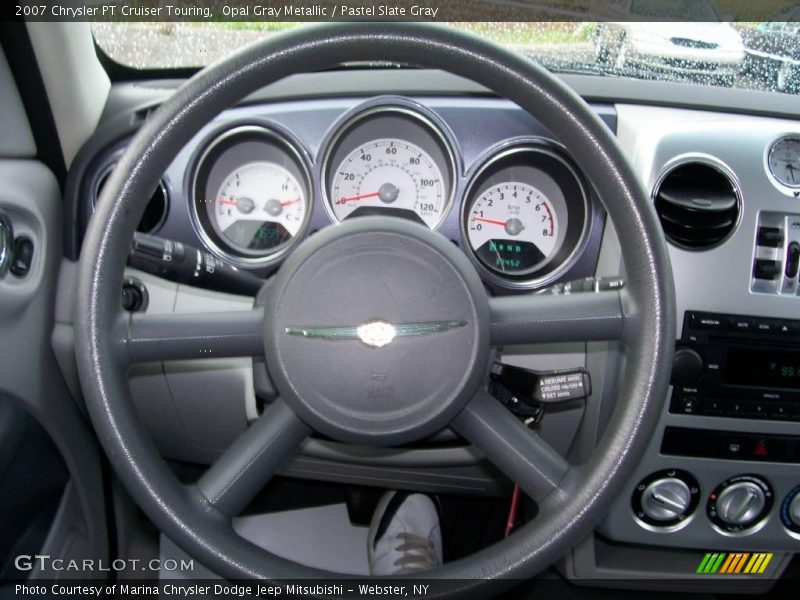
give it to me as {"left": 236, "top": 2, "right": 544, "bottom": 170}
{"left": 765, "top": 134, "right": 800, "bottom": 195}
{"left": 189, "top": 124, "right": 313, "bottom": 269}
{"left": 319, "top": 100, "right": 458, "bottom": 230}
{"left": 461, "top": 141, "right": 591, "bottom": 290}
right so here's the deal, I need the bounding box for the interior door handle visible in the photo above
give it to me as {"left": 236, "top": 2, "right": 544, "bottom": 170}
{"left": 0, "top": 213, "right": 13, "bottom": 279}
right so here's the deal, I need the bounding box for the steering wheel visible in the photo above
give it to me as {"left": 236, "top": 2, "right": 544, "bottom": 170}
{"left": 76, "top": 23, "right": 674, "bottom": 592}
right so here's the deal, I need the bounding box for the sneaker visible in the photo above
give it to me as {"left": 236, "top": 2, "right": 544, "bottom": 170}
{"left": 368, "top": 491, "right": 443, "bottom": 575}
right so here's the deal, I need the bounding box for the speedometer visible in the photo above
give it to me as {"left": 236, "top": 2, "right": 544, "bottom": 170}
{"left": 330, "top": 139, "right": 446, "bottom": 229}
{"left": 322, "top": 103, "right": 456, "bottom": 230}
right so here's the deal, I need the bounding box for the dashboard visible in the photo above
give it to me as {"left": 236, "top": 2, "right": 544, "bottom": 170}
{"left": 59, "top": 69, "right": 800, "bottom": 585}
{"left": 74, "top": 94, "right": 609, "bottom": 294}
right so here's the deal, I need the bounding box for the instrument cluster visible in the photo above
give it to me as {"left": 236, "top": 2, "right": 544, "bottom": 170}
{"left": 180, "top": 98, "right": 592, "bottom": 289}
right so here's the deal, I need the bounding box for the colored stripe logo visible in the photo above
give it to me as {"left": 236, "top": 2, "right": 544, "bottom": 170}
{"left": 696, "top": 552, "right": 773, "bottom": 574}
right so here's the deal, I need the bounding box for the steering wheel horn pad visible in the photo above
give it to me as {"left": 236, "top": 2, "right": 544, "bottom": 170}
{"left": 264, "top": 216, "right": 489, "bottom": 446}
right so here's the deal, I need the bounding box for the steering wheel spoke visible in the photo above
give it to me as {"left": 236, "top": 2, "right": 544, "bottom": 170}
{"left": 452, "top": 390, "right": 570, "bottom": 501}
{"left": 194, "top": 398, "right": 310, "bottom": 518}
{"left": 489, "top": 289, "right": 625, "bottom": 346}
{"left": 122, "top": 307, "right": 265, "bottom": 363}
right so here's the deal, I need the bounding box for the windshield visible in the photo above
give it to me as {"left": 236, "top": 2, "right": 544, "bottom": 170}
{"left": 629, "top": 0, "right": 720, "bottom": 20}
{"left": 93, "top": 16, "right": 800, "bottom": 95}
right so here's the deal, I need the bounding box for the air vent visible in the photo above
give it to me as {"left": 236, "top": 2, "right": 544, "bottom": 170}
{"left": 653, "top": 161, "right": 739, "bottom": 250}
{"left": 94, "top": 166, "right": 169, "bottom": 234}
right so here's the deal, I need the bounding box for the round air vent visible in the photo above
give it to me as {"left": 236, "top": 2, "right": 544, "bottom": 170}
{"left": 94, "top": 166, "right": 169, "bottom": 234}
{"left": 653, "top": 161, "right": 740, "bottom": 250}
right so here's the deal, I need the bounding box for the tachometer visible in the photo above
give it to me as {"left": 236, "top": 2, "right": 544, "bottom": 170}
{"left": 322, "top": 103, "right": 456, "bottom": 230}
{"left": 467, "top": 182, "right": 558, "bottom": 274}
{"left": 330, "top": 139, "right": 446, "bottom": 228}
{"left": 462, "top": 144, "right": 590, "bottom": 289}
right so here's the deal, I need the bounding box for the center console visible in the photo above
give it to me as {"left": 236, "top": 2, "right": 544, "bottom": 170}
{"left": 578, "top": 106, "right": 800, "bottom": 585}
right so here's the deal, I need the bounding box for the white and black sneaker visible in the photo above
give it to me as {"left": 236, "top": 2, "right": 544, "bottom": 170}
{"left": 368, "top": 491, "right": 443, "bottom": 575}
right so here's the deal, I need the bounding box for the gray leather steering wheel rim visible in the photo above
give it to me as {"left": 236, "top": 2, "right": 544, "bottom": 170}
{"left": 76, "top": 22, "right": 674, "bottom": 592}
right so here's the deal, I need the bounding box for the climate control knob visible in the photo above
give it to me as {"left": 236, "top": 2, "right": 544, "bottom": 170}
{"left": 632, "top": 469, "right": 700, "bottom": 528}
{"left": 780, "top": 485, "right": 800, "bottom": 535}
{"left": 642, "top": 478, "right": 692, "bottom": 521}
{"left": 707, "top": 475, "right": 774, "bottom": 534}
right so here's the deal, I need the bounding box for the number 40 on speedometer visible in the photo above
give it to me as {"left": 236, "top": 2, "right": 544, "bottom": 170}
{"left": 466, "top": 182, "right": 558, "bottom": 275}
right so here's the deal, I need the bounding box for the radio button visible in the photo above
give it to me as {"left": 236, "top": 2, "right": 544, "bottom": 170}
{"left": 770, "top": 403, "right": 792, "bottom": 420}
{"left": 748, "top": 400, "right": 769, "bottom": 418}
{"left": 727, "top": 316, "right": 753, "bottom": 333}
{"left": 726, "top": 400, "right": 746, "bottom": 417}
{"left": 703, "top": 398, "right": 725, "bottom": 415}
{"left": 674, "top": 394, "right": 700, "bottom": 415}
{"left": 689, "top": 312, "right": 725, "bottom": 330}
{"left": 774, "top": 320, "right": 793, "bottom": 336}
{"left": 752, "top": 319, "right": 776, "bottom": 334}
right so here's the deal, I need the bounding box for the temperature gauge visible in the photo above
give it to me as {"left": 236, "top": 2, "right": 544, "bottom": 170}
{"left": 191, "top": 125, "right": 312, "bottom": 267}
{"left": 213, "top": 162, "right": 306, "bottom": 253}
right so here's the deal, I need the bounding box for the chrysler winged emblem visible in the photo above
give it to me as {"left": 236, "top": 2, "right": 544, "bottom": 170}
{"left": 285, "top": 319, "right": 467, "bottom": 348}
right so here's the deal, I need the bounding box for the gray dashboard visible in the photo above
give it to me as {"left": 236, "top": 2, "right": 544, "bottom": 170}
{"left": 57, "top": 69, "right": 800, "bottom": 583}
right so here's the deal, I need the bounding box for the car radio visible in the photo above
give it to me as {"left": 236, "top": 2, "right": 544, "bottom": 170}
{"left": 670, "top": 310, "right": 800, "bottom": 422}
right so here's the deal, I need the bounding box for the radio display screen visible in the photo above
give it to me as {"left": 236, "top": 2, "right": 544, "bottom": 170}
{"left": 725, "top": 346, "right": 800, "bottom": 390}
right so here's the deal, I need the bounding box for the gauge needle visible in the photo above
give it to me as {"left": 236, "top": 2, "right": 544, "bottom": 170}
{"left": 472, "top": 217, "right": 507, "bottom": 226}
{"left": 336, "top": 191, "right": 380, "bottom": 205}
{"left": 218, "top": 198, "right": 237, "bottom": 205}
{"left": 280, "top": 199, "right": 299, "bottom": 207}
